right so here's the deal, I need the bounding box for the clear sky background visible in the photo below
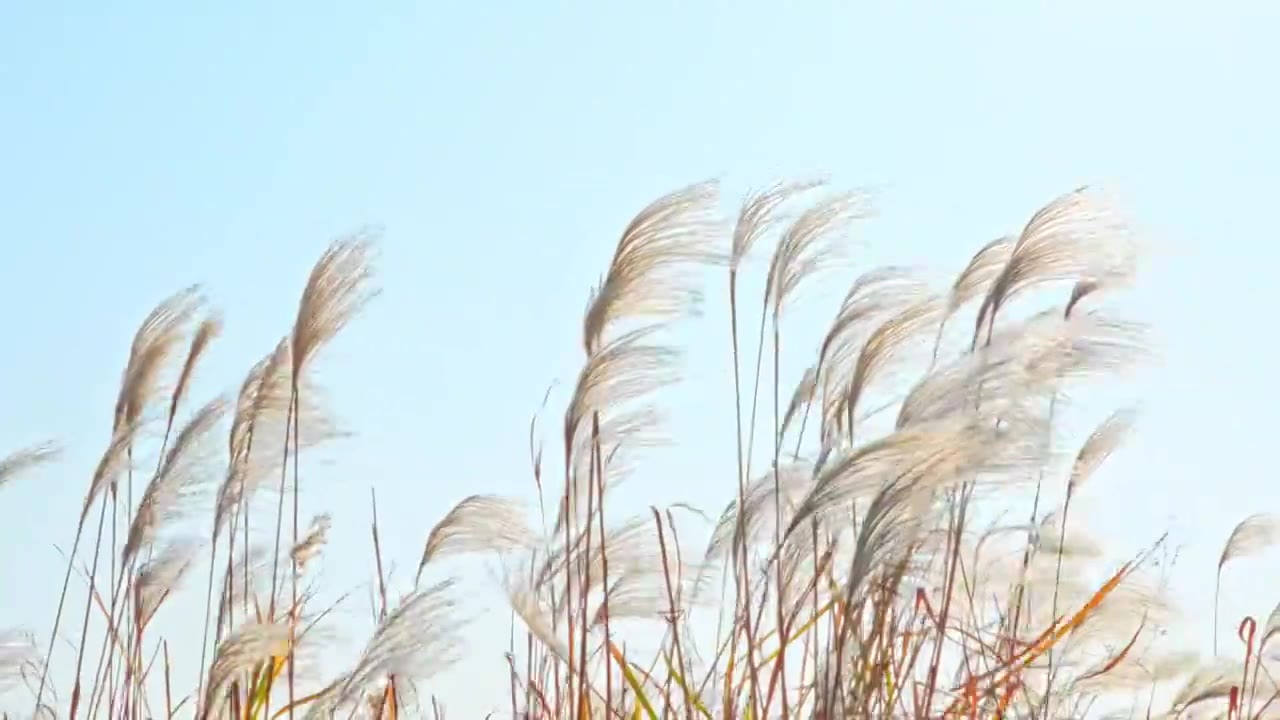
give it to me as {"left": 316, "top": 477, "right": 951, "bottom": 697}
{"left": 1, "top": 1, "right": 1277, "bottom": 716}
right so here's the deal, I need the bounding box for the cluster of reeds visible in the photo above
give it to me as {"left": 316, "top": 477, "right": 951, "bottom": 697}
{"left": 2, "top": 179, "right": 1279, "bottom": 719}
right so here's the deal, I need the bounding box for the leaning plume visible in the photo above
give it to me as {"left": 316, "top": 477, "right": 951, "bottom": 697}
{"left": 81, "top": 419, "right": 145, "bottom": 524}
{"left": 0, "top": 443, "right": 60, "bottom": 492}
{"left": 124, "top": 396, "right": 228, "bottom": 563}
{"left": 134, "top": 539, "right": 199, "bottom": 628}
{"left": 732, "top": 179, "right": 826, "bottom": 267}
{"left": 114, "top": 286, "right": 204, "bottom": 432}
{"left": 948, "top": 235, "right": 1016, "bottom": 314}
{"left": 1219, "top": 514, "right": 1280, "bottom": 572}
{"left": 1068, "top": 408, "right": 1138, "bottom": 494}
{"left": 976, "top": 188, "right": 1133, "bottom": 345}
{"left": 324, "top": 580, "right": 462, "bottom": 712}
{"left": 563, "top": 326, "right": 679, "bottom": 451}
{"left": 415, "top": 494, "right": 534, "bottom": 583}
{"left": 199, "top": 622, "right": 291, "bottom": 719}
{"left": 765, "top": 189, "right": 871, "bottom": 319}
{"left": 291, "top": 230, "right": 379, "bottom": 381}
{"left": 1215, "top": 513, "right": 1280, "bottom": 653}
{"left": 168, "top": 313, "right": 223, "bottom": 424}
{"left": 583, "top": 180, "right": 723, "bottom": 353}
{"left": 838, "top": 295, "right": 944, "bottom": 432}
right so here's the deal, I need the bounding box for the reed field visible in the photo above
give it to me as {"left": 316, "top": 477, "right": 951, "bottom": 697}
{"left": 0, "top": 178, "right": 1272, "bottom": 719}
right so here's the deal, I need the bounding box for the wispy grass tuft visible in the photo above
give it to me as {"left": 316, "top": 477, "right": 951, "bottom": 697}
{"left": 1, "top": 180, "right": 1270, "bottom": 720}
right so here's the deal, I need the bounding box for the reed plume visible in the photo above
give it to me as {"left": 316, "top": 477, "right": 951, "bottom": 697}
{"left": 415, "top": 495, "right": 536, "bottom": 583}
{"left": 1215, "top": 514, "right": 1280, "bottom": 654}
{"left": 0, "top": 442, "right": 60, "bottom": 492}
{"left": 583, "top": 180, "right": 724, "bottom": 353}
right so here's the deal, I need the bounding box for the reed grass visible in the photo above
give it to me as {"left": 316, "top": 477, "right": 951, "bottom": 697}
{"left": 0, "top": 179, "right": 1268, "bottom": 719}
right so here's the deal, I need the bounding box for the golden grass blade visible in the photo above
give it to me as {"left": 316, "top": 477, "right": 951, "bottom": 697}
{"left": 606, "top": 641, "right": 659, "bottom": 720}
{"left": 199, "top": 621, "right": 290, "bottom": 719}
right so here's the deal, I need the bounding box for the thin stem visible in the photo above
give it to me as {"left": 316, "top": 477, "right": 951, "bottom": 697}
{"left": 592, "top": 413, "right": 614, "bottom": 712}
{"left": 68, "top": 492, "right": 112, "bottom": 720}
{"left": 725, "top": 271, "right": 748, "bottom": 720}
{"left": 289, "top": 381, "right": 302, "bottom": 720}
{"left": 264, "top": 389, "right": 297, "bottom": 720}
{"left": 653, "top": 509, "right": 693, "bottom": 720}
{"left": 35, "top": 518, "right": 88, "bottom": 715}
{"left": 769, "top": 317, "right": 789, "bottom": 718}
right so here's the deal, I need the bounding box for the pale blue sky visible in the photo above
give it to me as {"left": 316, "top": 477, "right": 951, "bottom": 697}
{"left": 1, "top": 1, "right": 1277, "bottom": 716}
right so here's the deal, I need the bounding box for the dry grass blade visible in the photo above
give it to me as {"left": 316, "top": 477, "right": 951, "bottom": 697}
{"left": 124, "top": 396, "right": 229, "bottom": 563}
{"left": 731, "top": 179, "right": 826, "bottom": 267}
{"left": 583, "top": 179, "right": 723, "bottom": 353}
{"left": 415, "top": 495, "right": 535, "bottom": 583}
{"left": 765, "top": 189, "right": 872, "bottom": 318}
{"left": 0, "top": 442, "right": 60, "bottom": 491}
{"left": 199, "top": 621, "right": 291, "bottom": 718}
{"left": 1068, "top": 407, "right": 1138, "bottom": 493}
{"left": 1076, "top": 649, "right": 1199, "bottom": 693}
{"left": 291, "top": 230, "right": 379, "bottom": 379}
